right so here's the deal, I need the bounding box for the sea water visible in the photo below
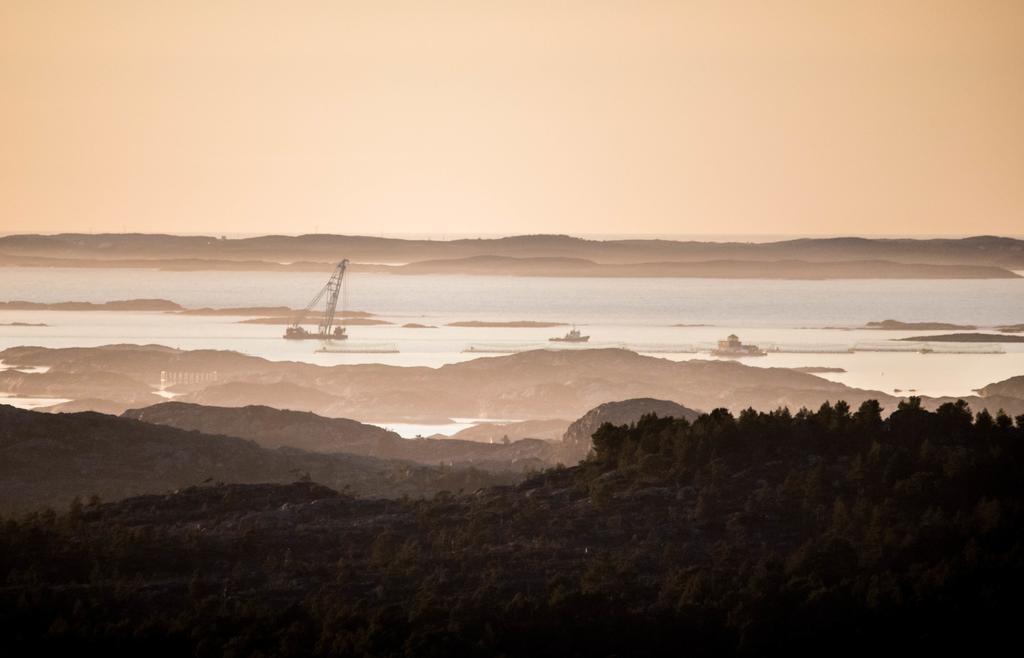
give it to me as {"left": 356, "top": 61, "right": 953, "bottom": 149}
{"left": 1, "top": 267, "right": 1022, "bottom": 402}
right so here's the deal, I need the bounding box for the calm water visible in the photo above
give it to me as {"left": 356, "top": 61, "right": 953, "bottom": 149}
{"left": 3, "top": 267, "right": 1023, "bottom": 327}
{"left": 1, "top": 267, "right": 1023, "bottom": 401}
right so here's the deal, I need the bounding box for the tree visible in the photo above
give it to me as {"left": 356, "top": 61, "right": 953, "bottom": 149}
{"left": 854, "top": 399, "right": 884, "bottom": 435}
{"left": 67, "top": 496, "right": 83, "bottom": 527}
{"left": 935, "top": 400, "right": 973, "bottom": 442}
{"left": 591, "top": 423, "right": 629, "bottom": 467}
{"left": 975, "top": 409, "right": 995, "bottom": 434}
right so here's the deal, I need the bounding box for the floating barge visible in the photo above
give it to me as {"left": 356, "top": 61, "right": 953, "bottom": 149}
{"left": 711, "top": 334, "right": 766, "bottom": 357}
{"left": 316, "top": 342, "right": 399, "bottom": 354}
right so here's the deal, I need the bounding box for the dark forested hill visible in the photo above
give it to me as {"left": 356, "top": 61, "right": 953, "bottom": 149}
{"left": 0, "top": 405, "right": 518, "bottom": 512}
{"left": 2, "top": 398, "right": 1022, "bottom": 655}
{"left": 560, "top": 397, "right": 701, "bottom": 463}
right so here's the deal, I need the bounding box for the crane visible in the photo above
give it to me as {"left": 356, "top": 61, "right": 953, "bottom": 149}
{"left": 283, "top": 259, "right": 350, "bottom": 340}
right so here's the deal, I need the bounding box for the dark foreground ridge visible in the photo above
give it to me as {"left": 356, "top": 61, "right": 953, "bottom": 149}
{"left": 0, "top": 405, "right": 520, "bottom": 513}
{"left": 2, "top": 398, "right": 1022, "bottom": 655}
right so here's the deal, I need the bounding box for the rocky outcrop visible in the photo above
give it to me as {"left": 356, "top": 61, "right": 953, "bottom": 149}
{"left": 975, "top": 376, "right": 1024, "bottom": 401}
{"left": 560, "top": 398, "right": 701, "bottom": 464}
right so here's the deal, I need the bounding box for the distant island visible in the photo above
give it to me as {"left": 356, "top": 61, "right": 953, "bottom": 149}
{"left": 0, "top": 253, "right": 334, "bottom": 272}
{"left": 2, "top": 233, "right": 1023, "bottom": 278}
{"left": 0, "top": 299, "right": 183, "bottom": 311}
{"left": 447, "top": 320, "right": 569, "bottom": 328}
{"left": 177, "top": 305, "right": 292, "bottom": 316}
{"left": 0, "top": 299, "right": 381, "bottom": 319}
{"left": 179, "top": 306, "right": 376, "bottom": 317}
{"left": 378, "top": 256, "right": 1018, "bottom": 279}
{"left": 865, "top": 319, "right": 977, "bottom": 330}
{"left": 900, "top": 333, "right": 1024, "bottom": 343}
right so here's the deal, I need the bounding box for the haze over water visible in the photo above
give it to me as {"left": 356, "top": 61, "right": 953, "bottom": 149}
{"left": 2, "top": 267, "right": 1022, "bottom": 400}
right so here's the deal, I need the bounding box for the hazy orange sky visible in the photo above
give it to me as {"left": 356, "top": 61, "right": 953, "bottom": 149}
{"left": 2, "top": 1, "right": 1022, "bottom": 237}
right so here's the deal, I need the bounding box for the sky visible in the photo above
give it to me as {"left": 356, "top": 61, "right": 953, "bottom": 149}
{"left": 1, "top": 1, "right": 1022, "bottom": 237}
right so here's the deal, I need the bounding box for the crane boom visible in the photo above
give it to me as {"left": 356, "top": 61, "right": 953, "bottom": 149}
{"left": 283, "top": 259, "right": 350, "bottom": 340}
{"left": 318, "top": 259, "right": 348, "bottom": 336}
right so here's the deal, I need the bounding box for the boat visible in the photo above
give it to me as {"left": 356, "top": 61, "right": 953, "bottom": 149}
{"left": 284, "top": 325, "right": 347, "bottom": 340}
{"left": 710, "top": 334, "right": 766, "bottom": 357}
{"left": 549, "top": 326, "right": 590, "bottom": 343}
{"left": 283, "top": 259, "right": 351, "bottom": 341}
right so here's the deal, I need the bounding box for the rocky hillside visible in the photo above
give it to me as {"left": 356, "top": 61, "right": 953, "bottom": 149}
{"left": 976, "top": 375, "right": 1024, "bottom": 400}
{"left": 122, "top": 402, "right": 556, "bottom": 470}
{"left": 124, "top": 401, "right": 399, "bottom": 453}
{"left": 7, "top": 344, "right": 1023, "bottom": 424}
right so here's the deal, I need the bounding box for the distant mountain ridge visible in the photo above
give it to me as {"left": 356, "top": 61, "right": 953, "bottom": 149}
{"left": 2, "top": 233, "right": 1023, "bottom": 271}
